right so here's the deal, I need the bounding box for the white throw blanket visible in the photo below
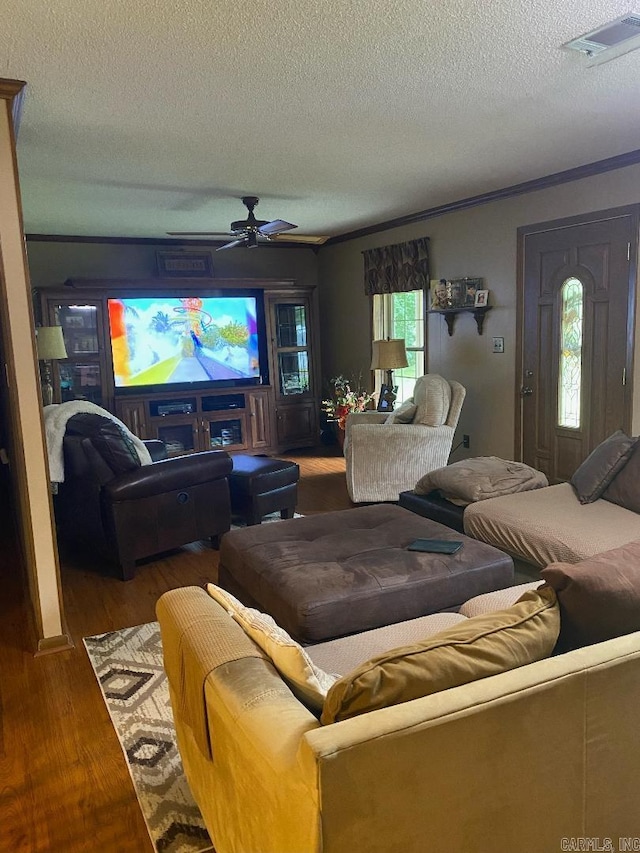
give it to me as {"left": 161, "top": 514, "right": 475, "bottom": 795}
{"left": 43, "top": 401, "right": 152, "bottom": 483}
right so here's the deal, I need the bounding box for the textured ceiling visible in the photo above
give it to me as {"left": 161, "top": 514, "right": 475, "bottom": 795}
{"left": 3, "top": 0, "right": 640, "bottom": 241}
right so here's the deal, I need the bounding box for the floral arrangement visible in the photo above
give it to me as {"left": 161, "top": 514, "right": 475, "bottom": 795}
{"left": 321, "top": 375, "right": 374, "bottom": 430}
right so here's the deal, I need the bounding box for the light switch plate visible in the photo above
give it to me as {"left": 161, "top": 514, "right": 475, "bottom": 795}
{"left": 492, "top": 337, "right": 504, "bottom": 353}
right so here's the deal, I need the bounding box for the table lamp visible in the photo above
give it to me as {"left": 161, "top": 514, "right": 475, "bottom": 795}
{"left": 36, "top": 326, "right": 67, "bottom": 406}
{"left": 370, "top": 338, "right": 408, "bottom": 411}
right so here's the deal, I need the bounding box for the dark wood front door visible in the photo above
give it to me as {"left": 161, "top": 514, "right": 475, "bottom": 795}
{"left": 519, "top": 208, "right": 637, "bottom": 482}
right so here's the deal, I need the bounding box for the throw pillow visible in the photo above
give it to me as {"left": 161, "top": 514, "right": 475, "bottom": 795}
{"left": 66, "top": 412, "right": 140, "bottom": 475}
{"left": 541, "top": 542, "right": 640, "bottom": 650}
{"left": 206, "top": 583, "right": 337, "bottom": 711}
{"left": 384, "top": 401, "right": 418, "bottom": 425}
{"left": 412, "top": 374, "right": 451, "bottom": 427}
{"left": 321, "top": 586, "right": 559, "bottom": 724}
{"left": 569, "top": 430, "right": 637, "bottom": 504}
{"left": 602, "top": 439, "right": 640, "bottom": 513}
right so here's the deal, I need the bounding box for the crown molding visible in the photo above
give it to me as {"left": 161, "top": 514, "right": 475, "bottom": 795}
{"left": 327, "top": 148, "right": 640, "bottom": 246}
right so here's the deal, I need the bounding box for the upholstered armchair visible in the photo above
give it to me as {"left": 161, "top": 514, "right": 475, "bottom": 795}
{"left": 54, "top": 413, "right": 233, "bottom": 580}
{"left": 344, "top": 374, "right": 466, "bottom": 503}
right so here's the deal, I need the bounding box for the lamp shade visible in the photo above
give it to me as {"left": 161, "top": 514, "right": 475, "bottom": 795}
{"left": 36, "top": 326, "right": 67, "bottom": 360}
{"left": 370, "top": 338, "right": 408, "bottom": 370}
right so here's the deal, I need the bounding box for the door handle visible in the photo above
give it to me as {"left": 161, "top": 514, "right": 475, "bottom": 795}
{"left": 521, "top": 386, "right": 534, "bottom": 397}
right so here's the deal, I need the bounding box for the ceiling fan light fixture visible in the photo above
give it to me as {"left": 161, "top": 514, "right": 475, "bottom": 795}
{"left": 169, "top": 195, "right": 326, "bottom": 247}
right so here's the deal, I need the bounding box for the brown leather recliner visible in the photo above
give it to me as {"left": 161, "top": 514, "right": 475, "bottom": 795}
{"left": 54, "top": 413, "right": 232, "bottom": 580}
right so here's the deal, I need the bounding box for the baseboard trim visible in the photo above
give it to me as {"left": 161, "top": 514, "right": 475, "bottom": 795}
{"left": 35, "top": 632, "right": 75, "bottom": 656}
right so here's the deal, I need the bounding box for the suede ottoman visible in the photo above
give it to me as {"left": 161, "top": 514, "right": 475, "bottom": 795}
{"left": 218, "top": 504, "right": 514, "bottom": 642}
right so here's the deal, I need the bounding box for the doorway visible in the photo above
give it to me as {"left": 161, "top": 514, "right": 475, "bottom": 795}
{"left": 517, "top": 205, "right": 638, "bottom": 482}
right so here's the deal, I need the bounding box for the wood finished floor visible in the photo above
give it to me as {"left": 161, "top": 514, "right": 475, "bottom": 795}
{"left": 0, "top": 446, "right": 350, "bottom": 853}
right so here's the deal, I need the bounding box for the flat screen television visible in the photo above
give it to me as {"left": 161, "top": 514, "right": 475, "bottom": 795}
{"left": 107, "top": 294, "right": 266, "bottom": 393}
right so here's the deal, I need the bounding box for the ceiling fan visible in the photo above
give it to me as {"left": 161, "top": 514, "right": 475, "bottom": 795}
{"left": 167, "top": 196, "right": 328, "bottom": 250}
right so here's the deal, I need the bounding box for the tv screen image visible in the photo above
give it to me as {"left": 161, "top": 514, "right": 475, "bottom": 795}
{"left": 108, "top": 296, "right": 261, "bottom": 388}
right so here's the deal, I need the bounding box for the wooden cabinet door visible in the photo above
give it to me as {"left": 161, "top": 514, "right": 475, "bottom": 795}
{"left": 267, "top": 292, "right": 320, "bottom": 450}
{"left": 248, "top": 390, "right": 272, "bottom": 449}
{"left": 115, "top": 399, "right": 147, "bottom": 438}
{"left": 276, "top": 402, "right": 317, "bottom": 449}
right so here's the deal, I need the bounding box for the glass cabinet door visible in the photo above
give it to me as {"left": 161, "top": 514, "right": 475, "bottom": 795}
{"left": 272, "top": 301, "right": 312, "bottom": 398}
{"left": 49, "top": 301, "right": 105, "bottom": 406}
{"left": 54, "top": 303, "right": 100, "bottom": 356}
{"left": 58, "top": 362, "right": 103, "bottom": 405}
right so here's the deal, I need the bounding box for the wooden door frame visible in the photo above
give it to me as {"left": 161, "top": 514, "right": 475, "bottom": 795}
{"left": 515, "top": 203, "right": 640, "bottom": 461}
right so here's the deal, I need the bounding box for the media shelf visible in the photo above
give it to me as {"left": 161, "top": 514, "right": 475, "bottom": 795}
{"left": 115, "top": 386, "right": 272, "bottom": 456}
{"left": 39, "top": 280, "right": 322, "bottom": 453}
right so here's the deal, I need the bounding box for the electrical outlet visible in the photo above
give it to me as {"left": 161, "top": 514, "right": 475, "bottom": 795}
{"left": 463, "top": 434, "right": 470, "bottom": 448}
{"left": 492, "top": 337, "right": 505, "bottom": 354}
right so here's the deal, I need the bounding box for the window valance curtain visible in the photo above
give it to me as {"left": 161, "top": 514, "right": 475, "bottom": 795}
{"left": 362, "top": 236, "right": 430, "bottom": 295}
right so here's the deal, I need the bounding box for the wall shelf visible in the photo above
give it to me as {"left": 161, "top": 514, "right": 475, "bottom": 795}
{"left": 428, "top": 305, "right": 492, "bottom": 336}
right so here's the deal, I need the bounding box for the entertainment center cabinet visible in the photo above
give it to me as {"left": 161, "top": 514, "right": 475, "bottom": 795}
{"left": 38, "top": 278, "right": 321, "bottom": 455}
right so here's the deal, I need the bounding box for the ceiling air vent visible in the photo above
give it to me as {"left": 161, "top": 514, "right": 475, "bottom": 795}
{"left": 562, "top": 13, "right": 640, "bottom": 64}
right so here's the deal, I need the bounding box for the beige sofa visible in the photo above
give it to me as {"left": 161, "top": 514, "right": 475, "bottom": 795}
{"left": 157, "top": 577, "right": 640, "bottom": 853}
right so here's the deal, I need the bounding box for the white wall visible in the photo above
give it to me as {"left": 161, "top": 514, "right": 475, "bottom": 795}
{"left": 319, "top": 164, "right": 640, "bottom": 460}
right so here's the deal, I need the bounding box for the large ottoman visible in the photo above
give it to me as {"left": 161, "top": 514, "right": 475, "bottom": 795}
{"left": 218, "top": 504, "right": 514, "bottom": 643}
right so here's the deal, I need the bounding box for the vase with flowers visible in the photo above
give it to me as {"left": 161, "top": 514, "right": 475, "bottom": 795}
{"left": 321, "top": 376, "right": 374, "bottom": 439}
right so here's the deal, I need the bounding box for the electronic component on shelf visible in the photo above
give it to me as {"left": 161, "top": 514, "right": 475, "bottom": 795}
{"left": 157, "top": 402, "right": 194, "bottom": 416}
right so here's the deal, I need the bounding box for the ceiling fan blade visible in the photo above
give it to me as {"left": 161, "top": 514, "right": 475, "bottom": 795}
{"left": 166, "top": 231, "right": 232, "bottom": 236}
{"left": 216, "top": 238, "right": 247, "bottom": 251}
{"left": 268, "top": 233, "right": 329, "bottom": 245}
{"left": 258, "top": 219, "right": 297, "bottom": 236}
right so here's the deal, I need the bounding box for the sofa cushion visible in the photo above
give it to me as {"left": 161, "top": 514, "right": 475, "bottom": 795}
{"left": 321, "top": 585, "right": 559, "bottom": 724}
{"left": 602, "top": 439, "right": 640, "bottom": 514}
{"left": 206, "top": 583, "right": 337, "bottom": 711}
{"left": 413, "top": 375, "right": 451, "bottom": 427}
{"left": 540, "top": 542, "right": 640, "bottom": 650}
{"left": 66, "top": 412, "right": 140, "bottom": 475}
{"left": 570, "top": 430, "right": 637, "bottom": 505}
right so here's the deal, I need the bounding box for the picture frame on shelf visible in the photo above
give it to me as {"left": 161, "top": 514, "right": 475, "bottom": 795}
{"left": 376, "top": 384, "right": 395, "bottom": 412}
{"left": 446, "top": 279, "right": 466, "bottom": 308}
{"left": 461, "top": 278, "right": 484, "bottom": 306}
{"left": 474, "top": 289, "right": 489, "bottom": 307}
{"left": 430, "top": 279, "right": 450, "bottom": 310}
{"left": 156, "top": 250, "right": 214, "bottom": 278}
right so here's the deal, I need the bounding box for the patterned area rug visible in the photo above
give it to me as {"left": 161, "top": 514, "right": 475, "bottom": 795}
{"left": 83, "top": 513, "right": 302, "bottom": 853}
{"left": 84, "top": 622, "right": 214, "bottom": 853}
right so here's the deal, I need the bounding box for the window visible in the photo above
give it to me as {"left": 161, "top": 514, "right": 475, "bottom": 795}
{"left": 558, "top": 277, "right": 583, "bottom": 429}
{"left": 372, "top": 290, "right": 426, "bottom": 403}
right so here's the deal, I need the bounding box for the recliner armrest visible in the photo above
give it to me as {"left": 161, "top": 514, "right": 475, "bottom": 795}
{"left": 104, "top": 450, "right": 232, "bottom": 501}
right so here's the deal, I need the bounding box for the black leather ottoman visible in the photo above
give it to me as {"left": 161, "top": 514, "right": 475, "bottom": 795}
{"left": 218, "top": 504, "right": 514, "bottom": 643}
{"left": 398, "top": 489, "right": 465, "bottom": 532}
{"left": 229, "top": 455, "right": 299, "bottom": 526}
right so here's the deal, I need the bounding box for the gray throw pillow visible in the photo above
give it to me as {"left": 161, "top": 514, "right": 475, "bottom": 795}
{"left": 602, "top": 440, "right": 640, "bottom": 513}
{"left": 570, "top": 430, "right": 637, "bottom": 505}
